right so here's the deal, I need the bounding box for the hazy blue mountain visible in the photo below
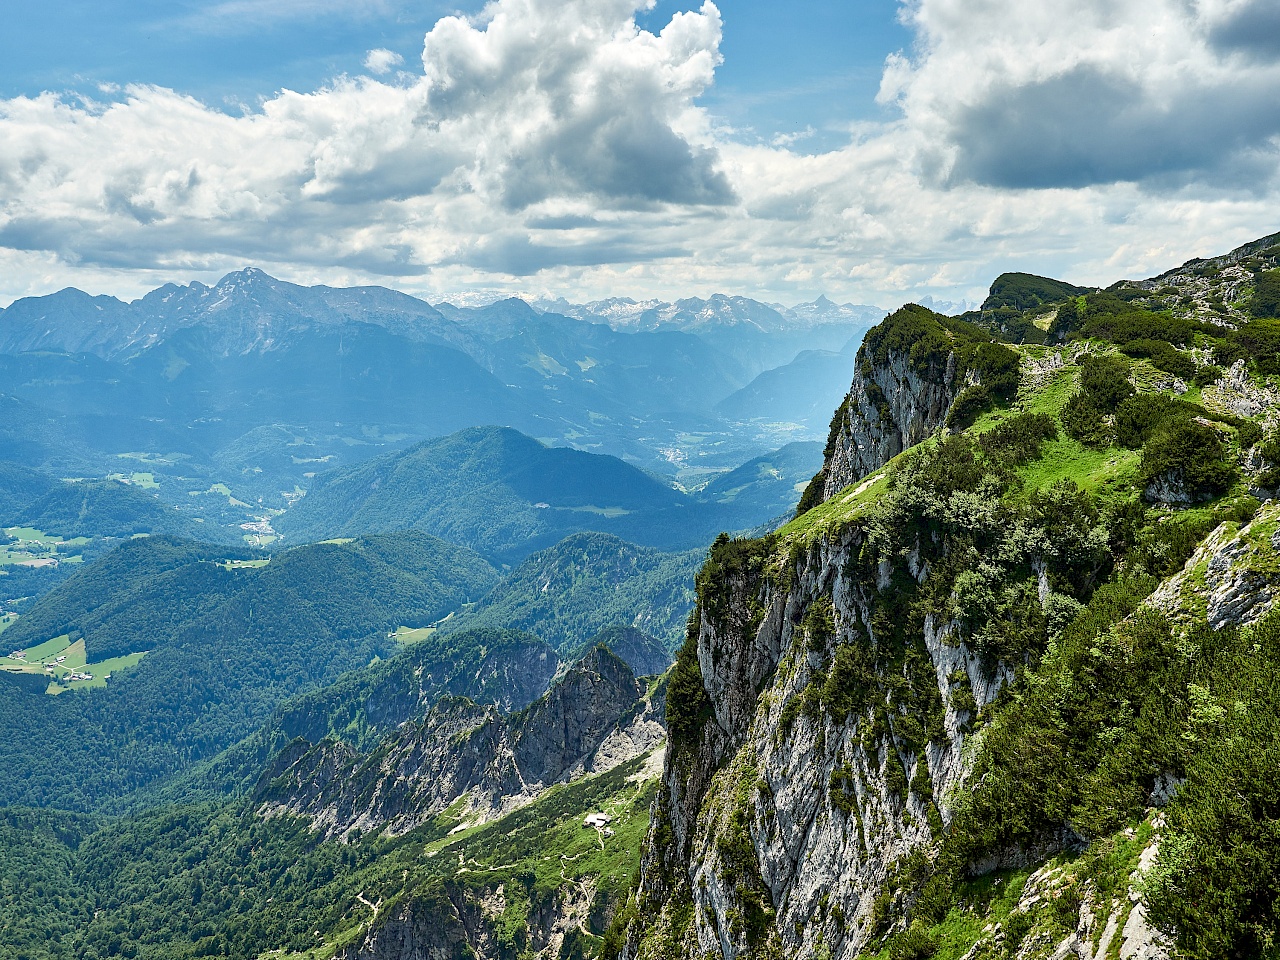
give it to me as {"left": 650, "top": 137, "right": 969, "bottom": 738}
{"left": 275, "top": 426, "right": 695, "bottom": 561}
{"left": 0, "top": 268, "right": 870, "bottom": 544}
{"left": 0, "top": 288, "right": 138, "bottom": 357}
{"left": 714, "top": 347, "right": 856, "bottom": 426}
{"left": 441, "top": 531, "right": 700, "bottom": 651}
{"left": 695, "top": 440, "right": 825, "bottom": 518}
{"left": 778, "top": 294, "right": 886, "bottom": 326}
{"left": 536, "top": 292, "right": 881, "bottom": 378}
{"left": 0, "top": 462, "right": 218, "bottom": 542}
{"left": 275, "top": 427, "right": 819, "bottom": 562}
{"left": 0, "top": 268, "right": 466, "bottom": 361}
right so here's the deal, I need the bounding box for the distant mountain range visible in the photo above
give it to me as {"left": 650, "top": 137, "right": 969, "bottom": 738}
{"left": 0, "top": 269, "right": 855, "bottom": 559}
{"left": 529, "top": 291, "right": 884, "bottom": 332}
{"left": 276, "top": 425, "right": 823, "bottom": 562}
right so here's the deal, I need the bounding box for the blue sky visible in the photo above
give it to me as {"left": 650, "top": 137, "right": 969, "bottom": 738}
{"left": 0, "top": 0, "right": 1277, "bottom": 307}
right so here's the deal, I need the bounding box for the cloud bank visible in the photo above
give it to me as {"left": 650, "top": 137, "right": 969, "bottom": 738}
{"left": 1, "top": 0, "right": 1278, "bottom": 306}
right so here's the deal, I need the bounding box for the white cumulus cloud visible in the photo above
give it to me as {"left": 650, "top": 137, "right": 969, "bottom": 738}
{"left": 363, "top": 48, "right": 404, "bottom": 75}
{"left": 0, "top": 0, "right": 1277, "bottom": 308}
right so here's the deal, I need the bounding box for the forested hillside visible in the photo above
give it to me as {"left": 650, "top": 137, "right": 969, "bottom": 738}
{"left": 0, "top": 532, "right": 499, "bottom": 810}
{"left": 440, "top": 532, "right": 700, "bottom": 652}
{"left": 276, "top": 426, "right": 819, "bottom": 562}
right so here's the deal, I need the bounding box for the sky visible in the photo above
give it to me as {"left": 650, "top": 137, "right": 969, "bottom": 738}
{"left": 0, "top": 0, "right": 1278, "bottom": 308}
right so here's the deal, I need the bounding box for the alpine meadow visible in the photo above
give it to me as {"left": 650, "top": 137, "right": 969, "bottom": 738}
{"left": 2, "top": 1, "right": 1280, "bottom": 959}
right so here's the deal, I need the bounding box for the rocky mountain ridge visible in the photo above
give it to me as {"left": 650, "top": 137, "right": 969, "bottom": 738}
{"left": 257, "top": 646, "right": 663, "bottom": 839}
{"left": 620, "top": 252, "right": 1280, "bottom": 960}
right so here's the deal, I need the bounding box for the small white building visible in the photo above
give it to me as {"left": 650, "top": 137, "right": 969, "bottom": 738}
{"left": 583, "top": 813, "right": 612, "bottom": 829}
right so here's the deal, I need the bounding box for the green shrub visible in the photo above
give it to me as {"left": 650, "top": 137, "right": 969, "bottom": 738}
{"left": 1060, "top": 392, "right": 1108, "bottom": 446}
{"left": 821, "top": 642, "right": 875, "bottom": 724}
{"left": 665, "top": 611, "right": 711, "bottom": 752}
{"left": 1114, "top": 393, "right": 1191, "bottom": 449}
{"left": 1257, "top": 435, "right": 1280, "bottom": 489}
{"left": 1070, "top": 293, "right": 1197, "bottom": 345}
{"left": 978, "top": 412, "right": 1059, "bottom": 466}
{"left": 795, "top": 470, "right": 826, "bottom": 517}
{"left": 1078, "top": 354, "right": 1134, "bottom": 409}
{"left": 956, "top": 339, "right": 1022, "bottom": 398}
{"left": 946, "top": 384, "right": 991, "bottom": 430}
{"left": 1141, "top": 420, "right": 1236, "bottom": 501}
{"left": 1249, "top": 268, "right": 1280, "bottom": 318}
{"left": 1236, "top": 421, "right": 1263, "bottom": 450}
{"left": 888, "top": 921, "right": 939, "bottom": 960}
{"left": 1145, "top": 613, "right": 1280, "bottom": 959}
{"left": 1193, "top": 364, "right": 1223, "bottom": 387}
{"left": 1211, "top": 337, "right": 1250, "bottom": 367}
{"left": 1120, "top": 339, "right": 1196, "bottom": 380}
{"left": 1232, "top": 318, "right": 1280, "bottom": 375}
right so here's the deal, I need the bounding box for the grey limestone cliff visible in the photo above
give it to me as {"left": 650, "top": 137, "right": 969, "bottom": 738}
{"left": 822, "top": 349, "right": 964, "bottom": 500}
{"left": 620, "top": 327, "right": 1274, "bottom": 960}
{"left": 256, "top": 646, "right": 663, "bottom": 838}
{"left": 814, "top": 304, "right": 1011, "bottom": 503}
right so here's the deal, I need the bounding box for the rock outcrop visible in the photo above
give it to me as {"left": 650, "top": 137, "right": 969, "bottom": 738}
{"left": 627, "top": 526, "right": 1018, "bottom": 960}
{"left": 257, "top": 646, "right": 663, "bottom": 838}
{"left": 822, "top": 349, "right": 963, "bottom": 500}
{"left": 813, "top": 303, "right": 1017, "bottom": 503}
{"left": 1149, "top": 500, "right": 1280, "bottom": 631}
{"left": 336, "top": 876, "right": 602, "bottom": 960}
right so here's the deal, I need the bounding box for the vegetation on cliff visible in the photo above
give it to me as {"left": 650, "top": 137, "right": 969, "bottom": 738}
{"left": 632, "top": 237, "right": 1280, "bottom": 960}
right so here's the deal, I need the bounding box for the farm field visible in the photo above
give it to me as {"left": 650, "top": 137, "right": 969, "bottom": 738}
{"left": 1, "top": 527, "right": 89, "bottom": 567}
{"left": 220, "top": 558, "right": 270, "bottom": 570}
{"left": 106, "top": 472, "right": 159, "bottom": 489}
{"left": 393, "top": 625, "right": 438, "bottom": 645}
{"left": 1, "top": 633, "right": 147, "bottom": 694}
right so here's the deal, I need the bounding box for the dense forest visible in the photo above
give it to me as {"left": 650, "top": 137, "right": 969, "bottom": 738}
{"left": 0, "top": 532, "right": 499, "bottom": 810}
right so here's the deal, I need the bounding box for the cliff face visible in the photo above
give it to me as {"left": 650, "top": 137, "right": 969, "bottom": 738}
{"left": 822, "top": 349, "right": 961, "bottom": 500}
{"left": 811, "top": 304, "right": 1017, "bottom": 504}
{"left": 336, "top": 879, "right": 603, "bottom": 960}
{"left": 257, "top": 647, "right": 663, "bottom": 838}
{"left": 628, "top": 528, "right": 1016, "bottom": 959}
{"left": 624, "top": 308, "right": 1280, "bottom": 959}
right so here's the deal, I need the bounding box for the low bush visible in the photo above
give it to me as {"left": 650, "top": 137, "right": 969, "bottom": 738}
{"left": 1192, "top": 364, "right": 1223, "bottom": 387}
{"left": 1141, "top": 420, "right": 1236, "bottom": 501}
{"left": 1114, "top": 393, "right": 1192, "bottom": 449}
{"left": 1120, "top": 339, "right": 1196, "bottom": 380}
{"left": 1249, "top": 268, "right": 1280, "bottom": 319}
{"left": 1078, "top": 354, "right": 1135, "bottom": 409}
{"left": 1060, "top": 392, "right": 1108, "bottom": 446}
